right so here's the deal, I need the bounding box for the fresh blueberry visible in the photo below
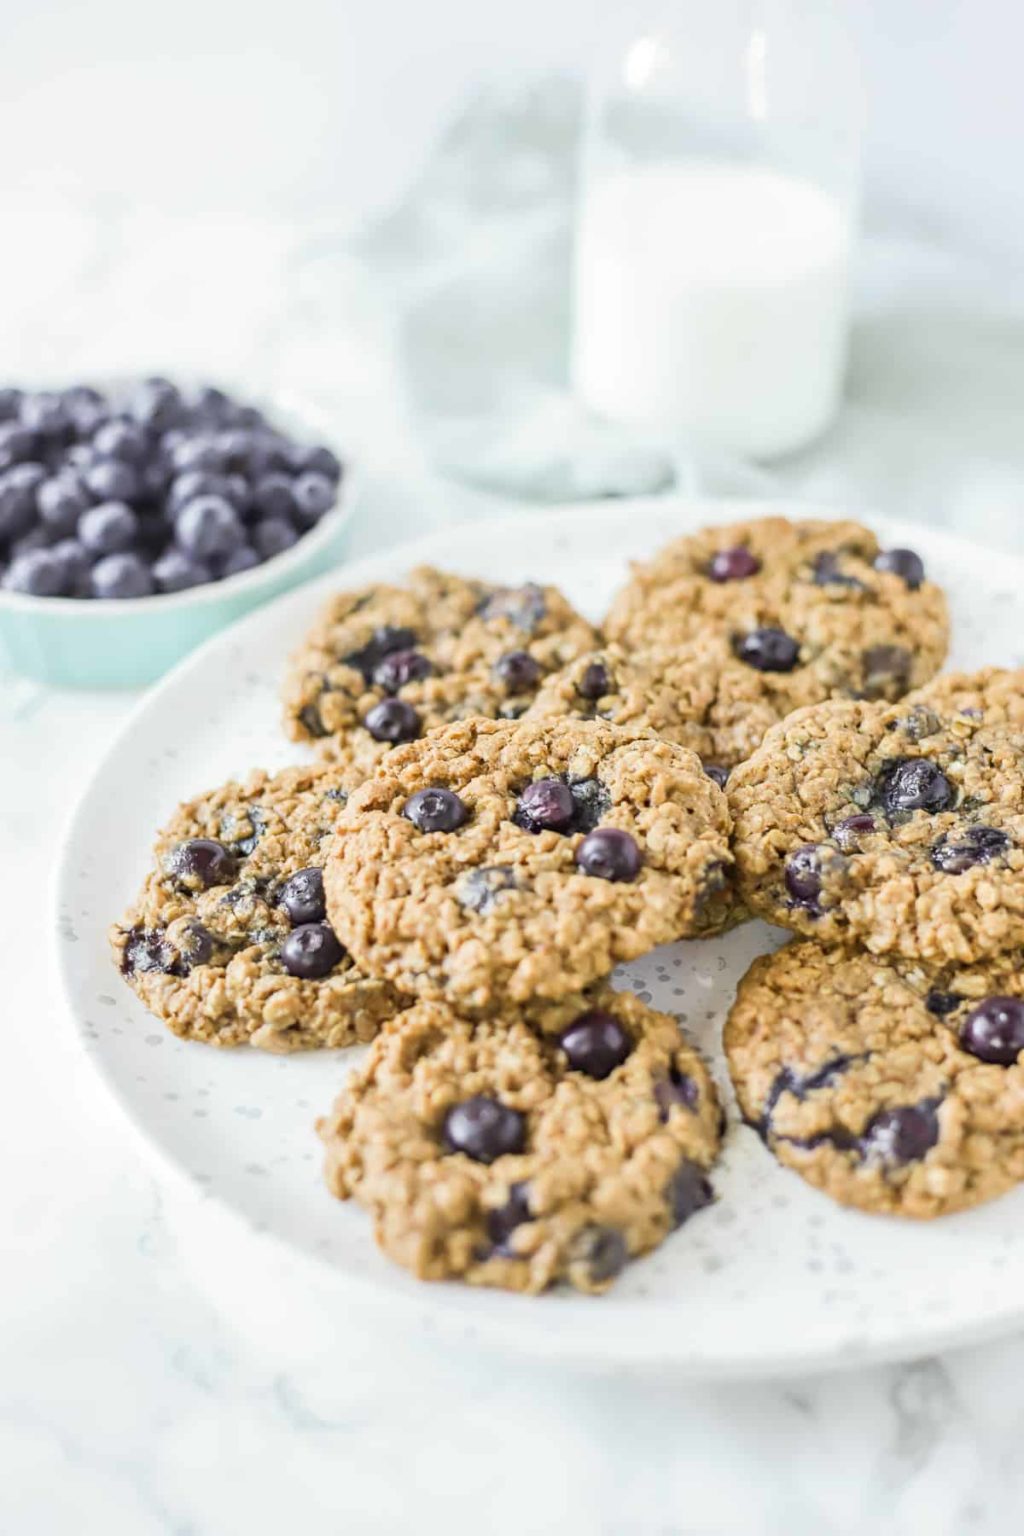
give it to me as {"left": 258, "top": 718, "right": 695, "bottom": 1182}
{"left": 252, "top": 473, "right": 297, "bottom": 520}
{"left": 443, "top": 1095, "right": 526, "bottom": 1163}
{"left": 38, "top": 474, "right": 89, "bottom": 534}
{"left": 667, "top": 1160, "right": 714, "bottom": 1228}
{"left": 832, "top": 813, "right": 876, "bottom": 850}
{"left": 167, "top": 838, "right": 237, "bottom": 889}
{"left": 403, "top": 786, "right": 468, "bottom": 833}
{"left": 290, "top": 443, "right": 342, "bottom": 481}
{"left": 654, "top": 1068, "right": 699, "bottom": 1121}
{"left": 577, "top": 660, "right": 612, "bottom": 699}
{"left": 959, "top": 997, "right": 1024, "bottom": 1065}
{"left": 20, "top": 391, "right": 71, "bottom": 439}
{"left": 735, "top": 627, "right": 800, "bottom": 672}
{"left": 83, "top": 458, "right": 139, "bottom": 504}
{"left": 930, "top": 826, "right": 1010, "bottom": 874}
{"left": 875, "top": 758, "right": 954, "bottom": 816}
{"left": 0, "top": 388, "right": 23, "bottom": 420}
{"left": 170, "top": 435, "right": 225, "bottom": 475}
{"left": 4, "top": 548, "right": 66, "bottom": 596}
{"left": 79, "top": 500, "right": 138, "bottom": 556}
{"left": 280, "top": 921, "right": 344, "bottom": 979}
{"left": 569, "top": 1226, "right": 627, "bottom": 1285}
{"left": 785, "top": 845, "right": 824, "bottom": 908}
{"left": 703, "top": 762, "right": 729, "bottom": 789}
{"left": 50, "top": 538, "right": 90, "bottom": 589}
{"left": 559, "top": 1010, "right": 632, "bottom": 1079}
{"left": 364, "top": 699, "right": 421, "bottom": 744}
{"left": 861, "top": 1101, "right": 939, "bottom": 1164}
{"left": 494, "top": 650, "right": 542, "bottom": 692}
{"left": 456, "top": 865, "right": 517, "bottom": 913}
{"left": 0, "top": 464, "right": 42, "bottom": 539}
{"left": 292, "top": 471, "right": 335, "bottom": 527}
{"left": 153, "top": 549, "right": 212, "bottom": 593}
{"left": 176, "top": 495, "right": 245, "bottom": 558}
{"left": 708, "top": 546, "right": 761, "bottom": 582}
{"left": 10, "top": 526, "right": 54, "bottom": 558}
{"left": 576, "top": 827, "right": 642, "bottom": 882}
{"left": 90, "top": 552, "right": 154, "bottom": 599}
{"left": 222, "top": 474, "right": 252, "bottom": 515}
{"left": 372, "top": 649, "right": 433, "bottom": 692}
{"left": 168, "top": 470, "right": 231, "bottom": 514}
{"left": 93, "top": 417, "right": 149, "bottom": 464}
{"left": 252, "top": 517, "right": 298, "bottom": 559}
{"left": 220, "top": 545, "right": 261, "bottom": 578}
{"left": 486, "top": 1182, "right": 532, "bottom": 1252}
{"left": 0, "top": 421, "right": 37, "bottom": 469}
{"left": 194, "top": 385, "right": 232, "bottom": 421}
{"left": 515, "top": 778, "right": 575, "bottom": 833}
{"left": 278, "top": 867, "right": 326, "bottom": 926}
{"left": 128, "top": 378, "right": 184, "bottom": 431}
{"left": 874, "top": 547, "right": 925, "bottom": 589}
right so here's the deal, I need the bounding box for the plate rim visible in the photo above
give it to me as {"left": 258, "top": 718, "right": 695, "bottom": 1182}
{"left": 55, "top": 494, "right": 1024, "bottom": 1377}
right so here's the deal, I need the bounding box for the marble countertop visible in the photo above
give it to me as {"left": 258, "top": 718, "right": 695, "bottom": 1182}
{"left": 7, "top": 85, "right": 1024, "bottom": 1533}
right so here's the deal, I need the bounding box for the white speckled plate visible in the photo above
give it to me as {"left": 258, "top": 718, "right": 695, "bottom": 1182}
{"left": 57, "top": 498, "right": 1024, "bottom": 1377}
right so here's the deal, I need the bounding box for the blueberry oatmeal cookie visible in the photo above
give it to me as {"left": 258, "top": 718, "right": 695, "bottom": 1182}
{"left": 909, "top": 667, "right": 1024, "bottom": 732}
{"left": 604, "top": 516, "right": 948, "bottom": 706}
{"left": 324, "top": 717, "right": 733, "bottom": 1012}
{"left": 726, "top": 940, "right": 1024, "bottom": 1217}
{"left": 319, "top": 985, "right": 723, "bottom": 1293}
{"left": 524, "top": 637, "right": 807, "bottom": 777}
{"left": 728, "top": 694, "right": 1024, "bottom": 962}
{"left": 282, "top": 566, "right": 597, "bottom": 772}
{"left": 111, "top": 764, "right": 403, "bottom": 1051}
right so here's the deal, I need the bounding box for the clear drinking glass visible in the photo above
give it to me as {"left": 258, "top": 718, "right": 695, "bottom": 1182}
{"left": 571, "top": 0, "right": 863, "bottom": 462}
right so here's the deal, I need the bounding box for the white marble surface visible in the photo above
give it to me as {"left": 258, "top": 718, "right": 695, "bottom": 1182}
{"left": 7, "top": 86, "right": 1024, "bottom": 1534}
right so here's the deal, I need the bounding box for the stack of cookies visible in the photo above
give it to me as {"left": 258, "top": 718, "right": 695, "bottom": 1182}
{"left": 113, "top": 515, "right": 1023, "bottom": 1296}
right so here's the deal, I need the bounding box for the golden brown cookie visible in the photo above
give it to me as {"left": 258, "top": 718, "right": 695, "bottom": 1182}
{"left": 111, "top": 763, "right": 403, "bottom": 1051}
{"left": 604, "top": 516, "right": 948, "bottom": 707}
{"left": 726, "top": 940, "right": 1024, "bottom": 1218}
{"left": 728, "top": 694, "right": 1024, "bottom": 963}
{"left": 324, "top": 717, "right": 733, "bottom": 1012}
{"left": 320, "top": 985, "right": 723, "bottom": 1293}
{"left": 282, "top": 566, "right": 597, "bottom": 773}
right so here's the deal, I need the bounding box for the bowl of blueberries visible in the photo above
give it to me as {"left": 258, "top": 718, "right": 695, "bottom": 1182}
{"left": 0, "top": 376, "right": 353, "bottom": 687}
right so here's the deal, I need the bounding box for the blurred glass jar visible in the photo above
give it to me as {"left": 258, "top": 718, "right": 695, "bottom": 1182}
{"left": 571, "top": 0, "right": 863, "bottom": 460}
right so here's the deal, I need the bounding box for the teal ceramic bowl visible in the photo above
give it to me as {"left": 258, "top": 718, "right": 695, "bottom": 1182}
{"left": 0, "top": 386, "right": 355, "bottom": 688}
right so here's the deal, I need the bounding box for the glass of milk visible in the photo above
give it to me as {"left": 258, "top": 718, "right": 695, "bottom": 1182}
{"left": 572, "top": 0, "right": 863, "bottom": 461}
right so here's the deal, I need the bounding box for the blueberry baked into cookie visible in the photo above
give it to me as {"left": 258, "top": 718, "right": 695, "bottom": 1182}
{"left": 728, "top": 692, "right": 1024, "bottom": 963}
{"left": 323, "top": 717, "right": 733, "bottom": 1012}
{"left": 726, "top": 940, "right": 1024, "bottom": 1217}
{"left": 319, "top": 985, "right": 723, "bottom": 1293}
{"left": 282, "top": 566, "right": 597, "bottom": 773}
{"left": 111, "top": 764, "right": 403, "bottom": 1051}
{"left": 604, "top": 516, "right": 949, "bottom": 709}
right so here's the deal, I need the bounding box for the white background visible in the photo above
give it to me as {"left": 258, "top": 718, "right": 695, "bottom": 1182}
{"left": 0, "top": 0, "right": 1021, "bottom": 256}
